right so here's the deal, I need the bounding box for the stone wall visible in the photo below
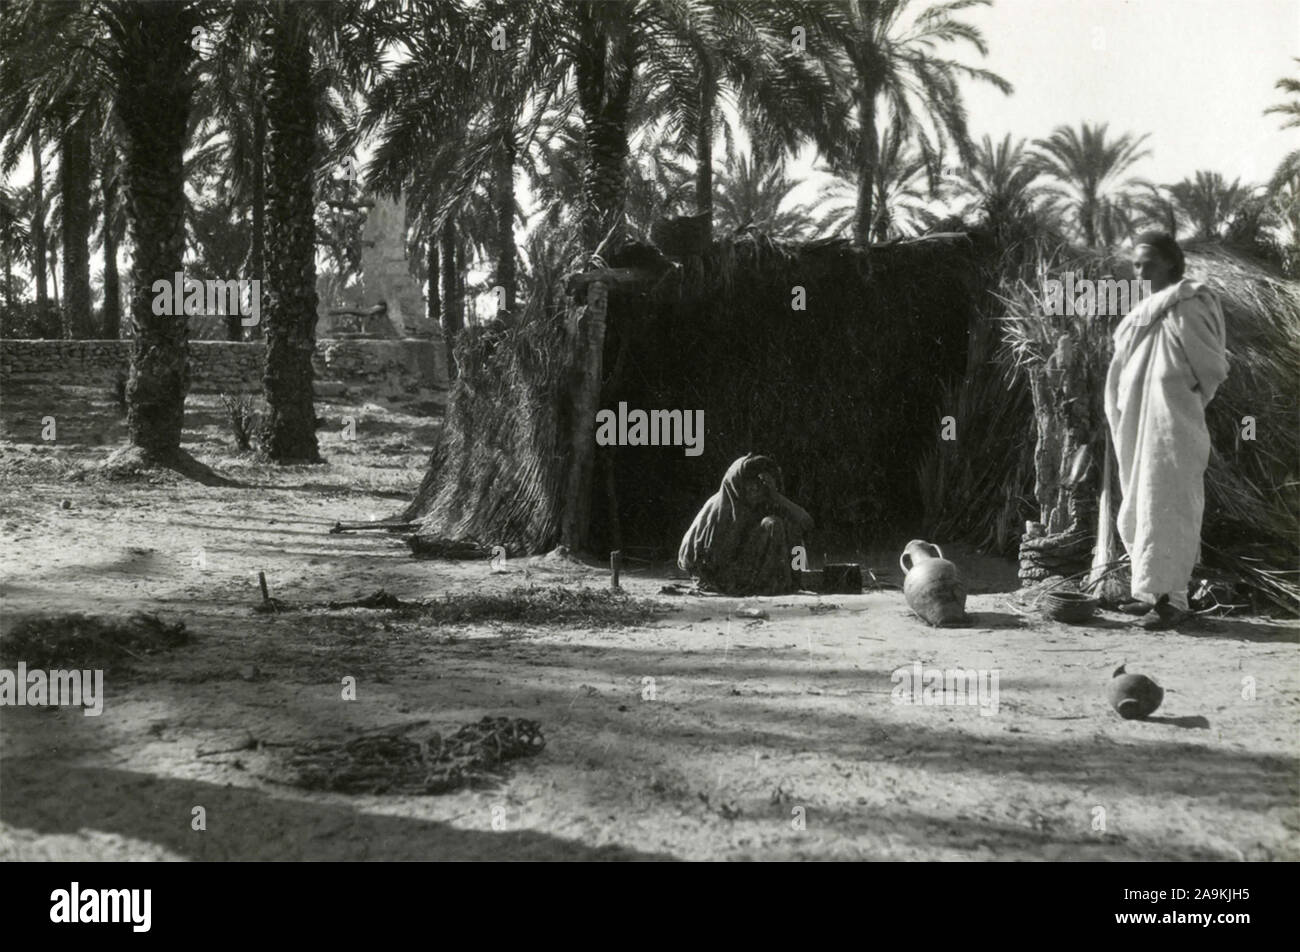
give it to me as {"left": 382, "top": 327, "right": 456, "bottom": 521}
{"left": 0, "top": 338, "right": 447, "bottom": 400}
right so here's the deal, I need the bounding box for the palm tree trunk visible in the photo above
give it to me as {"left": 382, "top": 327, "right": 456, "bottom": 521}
{"left": 853, "top": 89, "right": 879, "bottom": 247}
{"left": 425, "top": 229, "right": 439, "bottom": 327}
{"left": 456, "top": 239, "right": 466, "bottom": 324}
{"left": 872, "top": 175, "right": 890, "bottom": 242}
{"left": 570, "top": 12, "right": 633, "bottom": 551}
{"left": 695, "top": 55, "right": 715, "bottom": 236}
{"left": 492, "top": 126, "right": 516, "bottom": 313}
{"left": 31, "top": 127, "right": 47, "bottom": 310}
{"left": 561, "top": 279, "right": 608, "bottom": 552}
{"left": 49, "top": 245, "right": 59, "bottom": 309}
{"left": 1081, "top": 196, "right": 1098, "bottom": 247}
{"left": 101, "top": 156, "right": 121, "bottom": 339}
{"left": 60, "top": 109, "right": 94, "bottom": 339}
{"left": 2, "top": 239, "right": 13, "bottom": 311}
{"left": 260, "top": 2, "right": 321, "bottom": 463}
{"left": 439, "top": 219, "right": 461, "bottom": 376}
{"left": 575, "top": 21, "right": 635, "bottom": 251}
{"left": 580, "top": 113, "right": 631, "bottom": 251}
{"left": 116, "top": 1, "right": 196, "bottom": 459}
{"left": 248, "top": 77, "right": 266, "bottom": 340}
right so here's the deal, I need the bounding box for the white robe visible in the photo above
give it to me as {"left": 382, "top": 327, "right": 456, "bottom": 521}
{"left": 1103, "top": 279, "right": 1229, "bottom": 609}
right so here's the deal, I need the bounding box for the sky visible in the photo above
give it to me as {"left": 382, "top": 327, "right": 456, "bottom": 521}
{"left": 959, "top": 0, "right": 1297, "bottom": 185}
{"left": 785, "top": 0, "right": 1299, "bottom": 202}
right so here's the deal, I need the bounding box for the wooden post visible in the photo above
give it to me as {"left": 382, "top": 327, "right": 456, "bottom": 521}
{"left": 611, "top": 550, "right": 622, "bottom": 589}
{"left": 1088, "top": 435, "right": 1124, "bottom": 599}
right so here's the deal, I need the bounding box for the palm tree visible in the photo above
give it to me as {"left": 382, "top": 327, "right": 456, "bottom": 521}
{"left": 363, "top": 0, "right": 536, "bottom": 328}
{"left": 0, "top": 183, "right": 29, "bottom": 313}
{"left": 805, "top": 131, "right": 940, "bottom": 240}
{"left": 28, "top": 100, "right": 130, "bottom": 339}
{"left": 712, "top": 150, "right": 817, "bottom": 240}
{"left": 24, "top": 128, "right": 47, "bottom": 310}
{"left": 257, "top": 0, "right": 390, "bottom": 462}
{"left": 59, "top": 101, "right": 95, "bottom": 338}
{"left": 625, "top": 130, "right": 695, "bottom": 233}
{"left": 866, "top": 122, "right": 937, "bottom": 240}
{"left": 523, "top": 87, "right": 696, "bottom": 237}
{"left": 198, "top": 1, "right": 370, "bottom": 344}
{"left": 195, "top": 4, "right": 269, "bottom": 341}
{"left": 5, "top": 181, "right": 58, "bottom": 336}
{"left": 1264, "top": 57, "right": 1300, "bottom": 129}
{"left": 1267, "top": 173, "right": 1300, "bottom": 276}
{"left": 96, "top": 127, "right": 125, "bottom": 339}
{"left": 813, "top": 0, "right": 1012, "bottom": 246}
{"left": 946, "top": 134, "right": 1054, "bottom": 236}
{"left": 528, "top": 0, "right": 834, "bottom": 250}
{"left": 564, "top": 1, "right": 640, "bottom": 249}
{"left": 1265, "top": 59, "right": 1300, "bottom": 274}
{"left": 30, "top": 129, "right": 48, "bottom": 313}
{"left": 0, "top": 2, "right": 100, "bottom": 337}
{"left": 643, "top": 0, "right": 851, "bottom": 239}
{"left": 2, "top": 2, "right": 133, "bottom": 342}
{"left": 1167, "top": 171, "right": 1250, "bottom": 241}
{"left": 4, "top": 0, "right": 202, "bottom": 451}
{"left": 259, "top": 0, "right": 324, "bottom": 463}
{"left": 50, "top": 110, "right": 129, "bottom": 338}
{"left": 108, "top": 0, "right": 202, "bottom": 459}
{"left": 1127, "top": 180, "right": 1180, "bottom": 238}
{"left": 5, "top": 0, "right": 214, "bottom": 455}
{"left": 1031, "top": 122, "right": 1150, "bottom": 247}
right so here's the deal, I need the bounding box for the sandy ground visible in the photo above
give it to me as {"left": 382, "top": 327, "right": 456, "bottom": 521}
{"left": 1, "top": 383, "right": 1297, "bottom": 861}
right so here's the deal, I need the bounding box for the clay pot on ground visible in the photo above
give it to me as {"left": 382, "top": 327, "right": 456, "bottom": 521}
{"left": 1107, "top": 664, "right": 1164, "bottom": 719}
{"left": 899, "top": 540, "right": 968, "bottom": 627}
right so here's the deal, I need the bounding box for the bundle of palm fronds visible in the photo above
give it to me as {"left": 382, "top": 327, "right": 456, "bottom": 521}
{"left": 401, "top": 272, "right": 576, "bottom": 553}
{"left": 998, "top": 245, "right": 1126, "bottom": 386}
{"left": 916, "top": 364, "right": 1036, "bottom": 554}
{"left": 289, "top": 717, "right": 546, "bottom": 795}
{"left": 915, "top": 237, "right": 1081, "bottom": 555}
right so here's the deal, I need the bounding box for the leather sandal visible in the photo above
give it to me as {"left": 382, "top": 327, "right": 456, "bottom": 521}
{"left": 1137, "top": 595, "right": 1190, "bottom": 630}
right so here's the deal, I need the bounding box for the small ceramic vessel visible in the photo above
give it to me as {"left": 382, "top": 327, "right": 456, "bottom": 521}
{"left": 899, "top": 540, "right": 968, "bottom": 627}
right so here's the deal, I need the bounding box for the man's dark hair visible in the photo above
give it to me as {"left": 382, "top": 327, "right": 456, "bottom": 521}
{"left": 1135, "top": 230, "right": 1186, "bottom": 280}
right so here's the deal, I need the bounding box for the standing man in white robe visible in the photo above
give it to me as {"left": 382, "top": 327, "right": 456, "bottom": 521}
{"left": 1104, "top": 232, "right": 1229, "bottom": 630}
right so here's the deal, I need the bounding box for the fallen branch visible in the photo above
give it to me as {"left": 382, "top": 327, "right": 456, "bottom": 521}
{"left": 329, "top": 520, "right": 419, "bottom": 534}
{"left": 326, "top": 589, "right": 420, "bottom": 611}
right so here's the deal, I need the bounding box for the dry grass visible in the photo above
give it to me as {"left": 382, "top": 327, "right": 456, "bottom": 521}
{"left": 0, "top": 613, "right": 189, "bottom": 670}
{"left": 418, "top": 585, "right": 670, "bottom": 628}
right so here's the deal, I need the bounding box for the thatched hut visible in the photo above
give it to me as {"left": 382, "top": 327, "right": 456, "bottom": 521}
{"left": 403, "top": 231, "right": 990, "bottom": 560}
{"left": 402, "top": 229, "right": 1297, "bottom": 612}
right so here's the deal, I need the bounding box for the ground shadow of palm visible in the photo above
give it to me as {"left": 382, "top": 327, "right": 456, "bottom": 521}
{"left": 0, "top": 758, "right": 672, "bottom": 861}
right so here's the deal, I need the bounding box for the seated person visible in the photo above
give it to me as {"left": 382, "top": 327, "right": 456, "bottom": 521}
{"left": 677, "top": 453, "right": 814, "bottom": 596}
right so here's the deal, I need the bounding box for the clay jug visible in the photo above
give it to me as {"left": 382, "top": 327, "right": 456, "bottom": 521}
{"left": 899, "top": 540, "right": 968, "bottom": 627}
{"left": 1107, "top": 664, "right": 1163, "bottom": 720}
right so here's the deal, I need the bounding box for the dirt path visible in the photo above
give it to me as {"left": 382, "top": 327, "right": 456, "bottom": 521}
{"left": 1, "top": 386, "right": 1297, "bottom": 861}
